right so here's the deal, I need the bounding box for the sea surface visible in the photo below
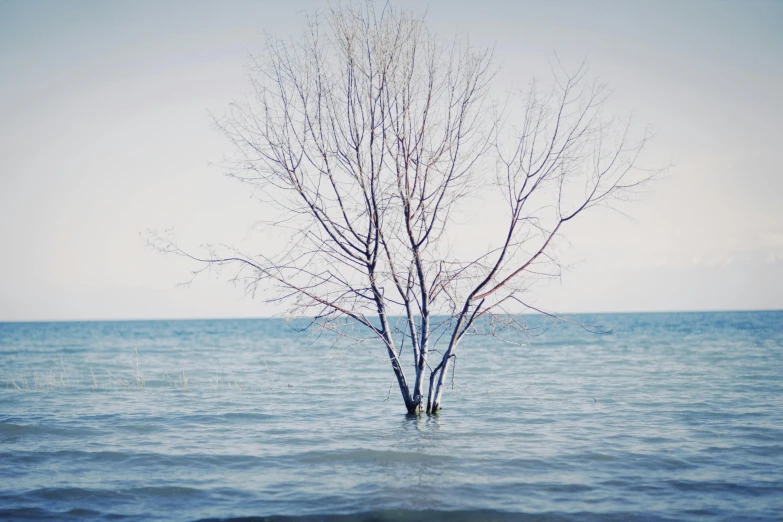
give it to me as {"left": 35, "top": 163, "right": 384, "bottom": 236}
{"left": 1, "top": 311, "right": 781, "bottom": 521}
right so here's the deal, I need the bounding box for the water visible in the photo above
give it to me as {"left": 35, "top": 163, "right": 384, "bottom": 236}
{"left": 1, "top": 311, "right": 781, "bottom": 521}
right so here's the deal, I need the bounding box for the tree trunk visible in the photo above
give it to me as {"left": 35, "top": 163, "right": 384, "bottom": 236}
{"left": 429, "top": 339, "right": 459, "bottom": 413}
{"left": 383, "top": 331, "right": 415, "bottom": 413}
{"left": 430, "top": 358, "right": 450, "bottom": 413}
{"left": 411, "top": 332, "right": 428, "bottom": 411}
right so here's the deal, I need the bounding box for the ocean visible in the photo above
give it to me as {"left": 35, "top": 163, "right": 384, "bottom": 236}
{"left": 1, "top": 311, "right": 781, "bottom": 521}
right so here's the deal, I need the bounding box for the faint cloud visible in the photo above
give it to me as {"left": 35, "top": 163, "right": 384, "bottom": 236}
{"left": 704, "top": 256, "right": 721, "bottom": 268}
{"left": 765, "top": 252, "right": 777, "bottom": 264}
{"left": 651, "top": 256, "right": 668, "bottom": 268}
{"left": 704, "top": 255, "right": 735, "bottom": 268}
{"left": 760, "top": 232, "right": 783, "bottom": 248}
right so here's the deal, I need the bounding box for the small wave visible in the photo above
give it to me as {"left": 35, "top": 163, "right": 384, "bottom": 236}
{"left": 128, "top": 486, "right": 202, "bottom": 497}
{"left": 572, "top": 452, "right": 619, "bottom": 462}
{"left": 295, "top": 448, "right": 451, "bottom": 465}
{"left": 0, "top": 506, "right": 134, "bottom": 521}
{"left": 0, "top": 422, "right": 102, "bottom": 438}
{"left": 194, "top": 509, "right": 677, "bottom": 522}
{"left": 23, "top": 487, "right": 132, "bottom": 502}
{"left": 666, "top": 479, "right": 781, "bottom": 496}
{"left": 0, "top": 449, "right": 275, "bottom": 472}
{"left": 173, "top": 412, "right": 275, "bottom": 423}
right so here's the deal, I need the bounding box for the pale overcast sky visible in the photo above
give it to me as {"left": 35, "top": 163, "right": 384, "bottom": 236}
{"left": 1, "top": 0, "right": 781, "bottom": 321}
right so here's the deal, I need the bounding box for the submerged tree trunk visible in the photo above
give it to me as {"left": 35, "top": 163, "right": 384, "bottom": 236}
{"left": 411, "top": 316, "right": 429, "bottom": 412}
{"left": 426, "top": 326, "right": 462, "bottom": 413}
{"left": 427, "top": 345, "right": 455, "bottom": 413}
{"left": 430, "top": 350, "right": 453, "bottom": 413}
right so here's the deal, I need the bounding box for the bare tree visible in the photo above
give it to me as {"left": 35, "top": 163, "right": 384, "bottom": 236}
{"left": 150, "top": 2, "right": 656, "bottom": 414}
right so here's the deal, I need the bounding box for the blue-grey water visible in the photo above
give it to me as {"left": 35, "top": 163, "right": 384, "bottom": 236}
{"left": 1, "top": 311, "right": 781, "bottom": 521}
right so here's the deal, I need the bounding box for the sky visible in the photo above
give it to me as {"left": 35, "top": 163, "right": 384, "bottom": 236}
{"left": 1, "top": 0, "right": 782, "bottom": 321}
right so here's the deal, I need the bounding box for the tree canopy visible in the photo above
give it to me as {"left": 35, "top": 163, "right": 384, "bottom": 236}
{"left": 151, "top": 2, "right": 657, "bottom": 413}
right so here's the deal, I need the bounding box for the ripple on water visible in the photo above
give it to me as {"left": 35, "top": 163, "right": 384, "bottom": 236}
{"left": 0, "top": 312, "right": 782, "bottom": 521}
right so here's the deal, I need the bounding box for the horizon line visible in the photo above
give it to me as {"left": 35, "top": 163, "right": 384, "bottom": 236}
{"left": 1, "top": 307, "right": 782, "bottom": 324}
